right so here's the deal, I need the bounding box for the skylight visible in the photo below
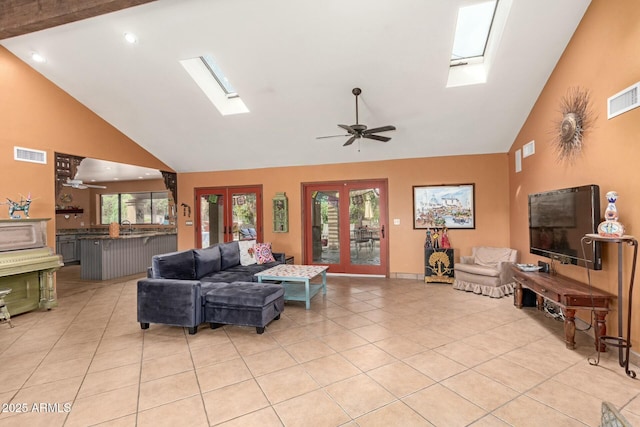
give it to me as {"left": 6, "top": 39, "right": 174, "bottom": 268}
{"left": 200, "top": 55, "right": 238, "bottom": 98}
{"left": 451, "top": 0, "right": 498, "bottom": 66}
{"left": 447, "top": 0, "right": 510, "bottom": 88}
{"left": 180, "top": 55, "right": 249, "bottom": 116}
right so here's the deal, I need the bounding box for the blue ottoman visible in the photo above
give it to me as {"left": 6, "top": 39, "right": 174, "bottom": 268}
{"left": 204, "top": 282, "right": 284, "bottom": 334}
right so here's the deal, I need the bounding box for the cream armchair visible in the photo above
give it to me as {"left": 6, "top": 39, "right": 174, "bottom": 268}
{"left": 453, "top": 247, "right": 518, "bottom": 298}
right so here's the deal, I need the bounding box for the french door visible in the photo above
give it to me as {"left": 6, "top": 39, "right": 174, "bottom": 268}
{"left": 303, "top": 180, "right": 388, "bottom": 275}
{"left": 195, "top": 186, "right": 262, "bottom": 248}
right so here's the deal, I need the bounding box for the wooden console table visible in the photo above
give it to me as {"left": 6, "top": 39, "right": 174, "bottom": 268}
{"left": 512, "top": 266, "right": 614, "bottom": 351}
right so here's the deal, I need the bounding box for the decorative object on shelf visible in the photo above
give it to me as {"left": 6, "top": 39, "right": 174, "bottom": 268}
{"left": 273, "top": 192, "right": 288, "bottom": 233}
{"left": 441, "top": 227, "right": 451, "bottom": 248}
{"left": 425, "top": 229, "right": 433, "bottom": 249}
{"left": 413, "top": 184, "right": 475, "bottom": 229}
{"left": 553, "top": 87, "right": 594, "bottom": 163}
{"left": 424, "top": 248, "right": 454, "bottom": 284}
{"left": 4, "top": 193, "right": 33, "bottom": 219}
{"left": 598, "top": 191, "right": 625, "bottom": 238}
{"left": 60, "top": 193, "right": 73, "bottom": 205}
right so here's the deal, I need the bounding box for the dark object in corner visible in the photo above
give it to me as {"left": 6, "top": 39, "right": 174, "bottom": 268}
{"left": 522, "top": 288, "right": 537, "bottom": 307}
{"left": 538, "top": 261, "right": 550, "bottom": 274}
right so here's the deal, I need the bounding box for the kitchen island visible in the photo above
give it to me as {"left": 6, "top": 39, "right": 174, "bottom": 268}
{"left": 79, "top": 232, "right": 176, "bottom": 280}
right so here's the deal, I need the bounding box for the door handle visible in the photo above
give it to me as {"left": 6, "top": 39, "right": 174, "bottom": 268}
{"left": 381, "top": 225, "right": 385, "bottom": 238}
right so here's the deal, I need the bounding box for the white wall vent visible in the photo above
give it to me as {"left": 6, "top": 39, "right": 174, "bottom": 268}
{"left": 608, "top": 82, "right": 640, "bottom": 119}
{"left": 14, "top": 146, "right": 47, "bottom": 164}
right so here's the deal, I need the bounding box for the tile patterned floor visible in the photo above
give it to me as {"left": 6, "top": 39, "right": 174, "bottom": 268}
{"left": 1, "top": 265, "right": 639, "bottom": 426}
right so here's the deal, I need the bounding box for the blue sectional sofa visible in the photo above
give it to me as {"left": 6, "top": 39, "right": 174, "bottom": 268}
{"left": 137, "top": 241, "right": 285, "bottom": 334}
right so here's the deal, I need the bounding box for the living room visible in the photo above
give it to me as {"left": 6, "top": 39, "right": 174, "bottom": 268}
{"left": 1, "top": 0, "right": 639, "bottom": 424}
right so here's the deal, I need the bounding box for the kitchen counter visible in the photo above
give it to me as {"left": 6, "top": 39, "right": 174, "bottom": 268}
{"left": 76, "top": 231, "right": 176, "bottom": 240}
{"left": 79, "top": 233, "right": 177, "bottom": 280}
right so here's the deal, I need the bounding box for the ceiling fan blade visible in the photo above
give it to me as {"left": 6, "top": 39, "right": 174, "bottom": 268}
{"left": 363, "top": 125, "right": 396, "bottom": 134}
{"left": 363, "top": 134, "right": 391, "bottom": 142}
{"left": 316, "top": 134, "right": 350, "bottom": 139}
{"left": 338, "top": 124, "right": 356, "bottom": 134}
{"left": 86, "top": 184, "right": 107, "bottom": 189}
{"left": 343, "top": 136, "right": 357, "bottom": 146}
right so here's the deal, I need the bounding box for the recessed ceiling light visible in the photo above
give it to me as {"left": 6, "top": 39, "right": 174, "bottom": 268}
{"left": 138, "top": 176, "right": 143, "bottom": 179}
{"left": 113, "top": 178, "right": 119, "bottom": 181}
{"left": 30, "top": 52, "right": 46, "bottom": 63}
{"left": 124, "top": 32, "right": 138, "bottom": 44}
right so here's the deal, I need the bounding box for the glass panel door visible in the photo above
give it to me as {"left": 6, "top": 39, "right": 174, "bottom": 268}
{"left": 349, "top": 187, "right": 381, "bottom": 267}
{"left": 195, "top": 186, "right": 262, "bottom": 248}
{"left": 231, "top": 192, "right": 258, "bottom": 241}
{"left": 198, "top": 192, "right": 225, "bottom": 247}
{"left": 311, "top": 190, "right": 340, "bottom": 264}
{"left": 304, "top": 180, "right": 388, "bottom": 275}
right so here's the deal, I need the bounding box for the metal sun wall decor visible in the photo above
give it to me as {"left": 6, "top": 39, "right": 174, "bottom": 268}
{"left": 553, "top": 86, "right": 595, "bottom": 163}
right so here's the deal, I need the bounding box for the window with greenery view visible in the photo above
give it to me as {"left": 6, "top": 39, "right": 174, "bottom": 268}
{"left": 100, "top": 191, "right": 169, "bottom": 225}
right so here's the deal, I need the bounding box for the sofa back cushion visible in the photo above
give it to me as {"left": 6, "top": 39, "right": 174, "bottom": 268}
{"left": 194, "top": 245, "right": 222, "bottom": 278}
{"left": 472, "top": 247, "right": 517, "bottom": 269}
{"left": 219, "top": 241, "right": 241, "bottom": 270}
{"left": 151, "top": 250, "right": 196, "bottom": 280}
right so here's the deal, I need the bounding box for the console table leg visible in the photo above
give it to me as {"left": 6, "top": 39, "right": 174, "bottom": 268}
{"left": 564, "top": 308, "right": 577, "bottom": 349}
{"left": 594, "top": 311, "right": 607, "bottom": 352}
{"left": 514, "top": 283, "right": 523, "bottom": 309}
{"left": 536, "top": 295, "right": 544, "bottom": 311}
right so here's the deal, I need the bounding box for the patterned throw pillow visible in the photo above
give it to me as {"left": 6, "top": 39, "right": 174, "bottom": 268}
{"left": 239, "top": 239, "right": 257, "bottom": 266}
{"left": 254, "top": 242, "right": 276, "bottom": 264}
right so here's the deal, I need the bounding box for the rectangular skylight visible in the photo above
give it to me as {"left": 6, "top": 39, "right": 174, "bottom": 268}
{"left": 450, "top": 0, "right": 498, "bottom": 66}
{"left": 447, "top": 0, "right": 510, "bottom": 88}
{"left": 200, "top": 55, "right": 238, "bottom": 98}
{"left": 180, "top": 55, "right": 249, "bottom": 116}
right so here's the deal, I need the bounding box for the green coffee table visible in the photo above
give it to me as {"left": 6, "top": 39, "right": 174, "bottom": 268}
{"left": 255, "top": 264, "right": 328, "bottom": 309}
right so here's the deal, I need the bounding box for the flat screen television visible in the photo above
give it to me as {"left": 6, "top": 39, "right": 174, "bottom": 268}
{"left": 528, "top": 184, "right": 602, "bottom": 270}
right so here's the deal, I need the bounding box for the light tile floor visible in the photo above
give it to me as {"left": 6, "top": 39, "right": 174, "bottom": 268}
{"left": 1, "top": 266, "right": 639, "bottom": 426}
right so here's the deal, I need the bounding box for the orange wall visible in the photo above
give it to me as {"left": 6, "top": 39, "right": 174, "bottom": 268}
{"left": 178, "top": 153, "right": 511, "bottom": 276}
{"left": 508, "top": 0, "right": 640, "bottom": 345}
{"left": 0, "top": 47, "right": 172, "bottom": 245}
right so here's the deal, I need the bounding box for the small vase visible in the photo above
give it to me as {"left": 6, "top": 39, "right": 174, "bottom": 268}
{"left": 597, "top": 191, "right": 625, "bottom": 237}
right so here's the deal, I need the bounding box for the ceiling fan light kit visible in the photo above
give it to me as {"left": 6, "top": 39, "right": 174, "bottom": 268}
{"left": 317, "top": 87, "right": 396, "bottom": 148}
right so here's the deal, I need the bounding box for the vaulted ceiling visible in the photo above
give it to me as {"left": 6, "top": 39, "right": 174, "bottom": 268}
{"left": 1, "top": 0, "right": 591, "bottom": 175}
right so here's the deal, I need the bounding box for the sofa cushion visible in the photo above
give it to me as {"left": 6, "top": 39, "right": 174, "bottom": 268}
{"left": 204, "top": 282, "right": 284, "bottom": 308}
{"left": 455, "top": 263, "right": 500, "bottom": 277}
{"left": 474, "top": 247, "right": 514, "bottom": 269}
{"left": 194, "top": 245, "right": 222, "bottom": 279}
{"left": 219, "top": 241, "right": 240, "bottom": 270}
{"left": 151, "top": 250, "right": 196, "bottom": 280}
{"left": 239, "top": 240, "right": 257, "bottom": 266}
{"left": 254, "top": 242, "right": 276, "bottom": 264}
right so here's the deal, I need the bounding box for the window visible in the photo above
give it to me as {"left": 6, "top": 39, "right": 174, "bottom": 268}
{"left": 180, "top": 55, "right": 249, "bottom": 116}
{"left": 450, "top": 0, "right": 498, "bottom": 67}
{"left": 100, "top": 191, "right": 169, "bottom": 225}
{"left": 447, "top": 0, "right": 511, "bottom": 88}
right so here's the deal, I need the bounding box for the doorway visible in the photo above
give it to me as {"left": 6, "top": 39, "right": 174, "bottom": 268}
{"left": 195, "top": 186, "right": 262, "bottom": 248}
{"left": 303, "top": 180, "right": 388, "bottom": 275}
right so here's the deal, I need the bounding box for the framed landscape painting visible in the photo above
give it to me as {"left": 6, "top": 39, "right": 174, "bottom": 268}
{"left": 413, "top": 183, "right": 475, "bottom": 229}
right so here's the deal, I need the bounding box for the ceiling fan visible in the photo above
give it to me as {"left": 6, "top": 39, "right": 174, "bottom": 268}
{"left": 62, "top": 178, "right": 106, "bottom": 190}
{"left": 317, "top": 87, "right": 396, "bottom": 146}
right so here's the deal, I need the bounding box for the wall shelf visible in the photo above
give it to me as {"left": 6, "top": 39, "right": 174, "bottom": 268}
{"left": 56, "top": 208, "right": 83, "bottom": 214}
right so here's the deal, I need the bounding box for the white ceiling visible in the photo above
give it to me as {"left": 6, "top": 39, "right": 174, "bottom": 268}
{"left": 1, "top": 0, "right": 591, "bottom": 175}
{"left": 75, "top": 158, "right": 162, "bottom": 183}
